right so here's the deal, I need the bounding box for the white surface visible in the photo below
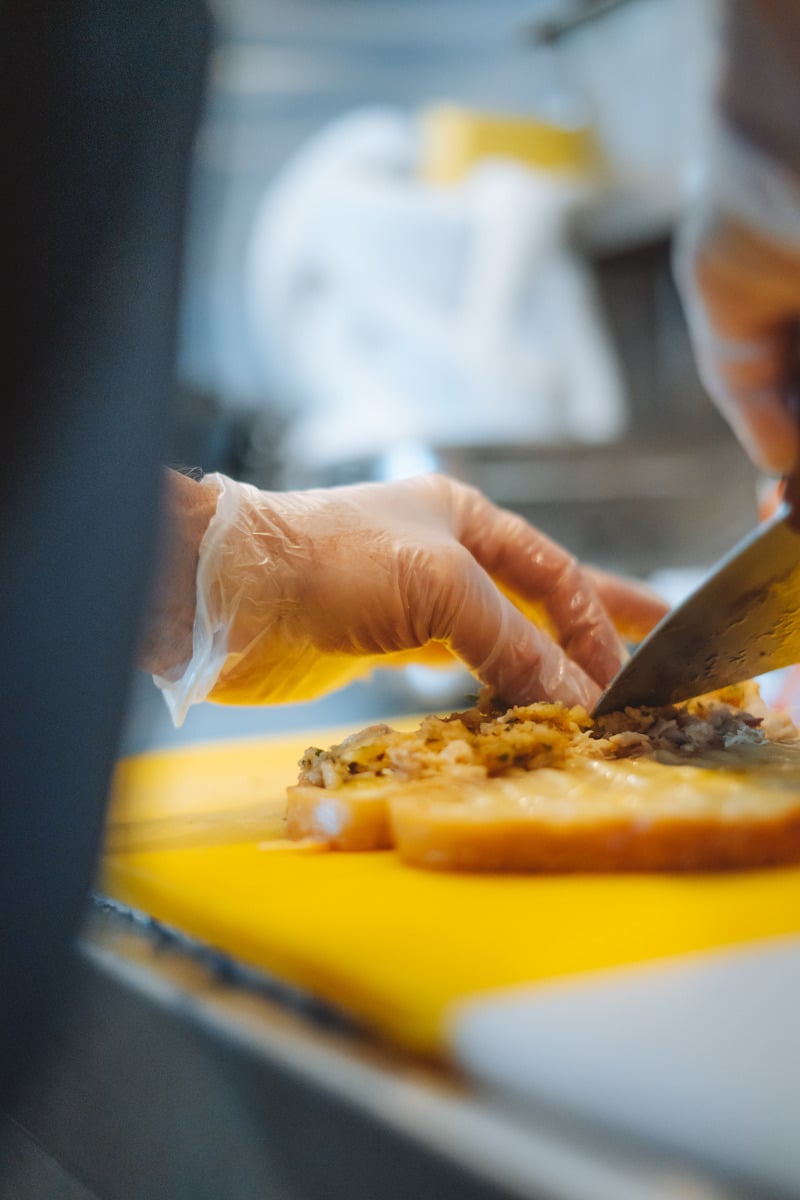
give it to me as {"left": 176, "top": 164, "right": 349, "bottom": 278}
{"left": 449, "top": 937, "right": 800, "bottom": 1196}
{"left": 245, "top": 108, "right": 627, "bottom": 468}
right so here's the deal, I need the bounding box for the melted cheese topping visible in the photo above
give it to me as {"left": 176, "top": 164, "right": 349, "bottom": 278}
{"left": 392, "top": 755, "right": 800, "bottom": 826}
{"left": 297, "top": 683, "right": 798, "bottom": 792}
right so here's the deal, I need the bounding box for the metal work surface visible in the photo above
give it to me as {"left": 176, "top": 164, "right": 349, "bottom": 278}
{"left": 0, "top": 903, "right": 781, "bottom": 1200}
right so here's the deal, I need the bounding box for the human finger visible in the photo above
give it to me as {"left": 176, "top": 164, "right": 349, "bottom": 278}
{"left": 693, "top": 329, "right": 796, "bottom": 476}
{"left": 407, "top": 544, "right": 601, "bottom": 709}
{"left": 583, "top": 566, "right": 669, "bottom": 644}
{"left": 675, "top": 211, "right": 800, "bottom": 474}
{"left": 451, "top": 485, "right": 624, "bottom": 688}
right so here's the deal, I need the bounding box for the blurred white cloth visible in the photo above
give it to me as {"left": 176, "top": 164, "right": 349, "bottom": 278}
{"left": 245, "top": 108, "right": 628, "bottom": 471}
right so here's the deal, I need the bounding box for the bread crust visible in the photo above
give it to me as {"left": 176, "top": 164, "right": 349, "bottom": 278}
{"left": 286, "top": 782, "right": 393, "bottom": 851}
{"left": 388, "top": 788, "right": 800, "bottom": 872}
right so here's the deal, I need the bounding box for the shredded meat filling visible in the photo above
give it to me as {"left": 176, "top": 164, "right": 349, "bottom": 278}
{"left": 297, "top": 682, "right": 798, "bottom": 790}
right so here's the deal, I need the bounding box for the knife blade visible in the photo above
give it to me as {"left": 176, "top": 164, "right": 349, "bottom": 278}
{"left": 594, "top": 477, "right": 800, "bottom": 715}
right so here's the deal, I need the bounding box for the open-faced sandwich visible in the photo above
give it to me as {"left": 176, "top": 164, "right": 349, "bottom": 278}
{"left": 286, "top": 683, "right": 800, "bottom": 872}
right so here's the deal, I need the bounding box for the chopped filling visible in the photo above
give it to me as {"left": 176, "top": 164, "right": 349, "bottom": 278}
{"left": 297, "top": 682, "right": 798, "bottom": 790}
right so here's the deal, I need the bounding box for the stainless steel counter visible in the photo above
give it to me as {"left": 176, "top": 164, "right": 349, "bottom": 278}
{"left": 1, "top": 903, "right": 777, "bottom": 1200}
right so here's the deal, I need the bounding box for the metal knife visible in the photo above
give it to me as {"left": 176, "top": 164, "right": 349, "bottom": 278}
{"left": 594, "top": 475, "right": 800, "bottom": 715}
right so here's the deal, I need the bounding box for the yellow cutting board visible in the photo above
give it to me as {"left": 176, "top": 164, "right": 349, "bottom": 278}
{"left": 103, "top": 725, "right": 800, "bottom": 1057}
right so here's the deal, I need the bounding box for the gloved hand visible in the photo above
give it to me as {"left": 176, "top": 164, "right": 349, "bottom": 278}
{"left": 674, "top": 124, "right": 800, "bottom": 476}
{"left": 148, "top": 471, "right": 667, "bottom": 725}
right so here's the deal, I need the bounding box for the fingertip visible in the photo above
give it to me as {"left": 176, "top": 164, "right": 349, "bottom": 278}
{"left": 726, "top": 401, "right": 799, "bottom": 476}
{"left": 485, "top": 625, "right": 602, "bottom": 711}
{"left": 757, "top": 476, "right": 786, "bottom": 521}
{"left": 553, "top": 577, "right": 626, "bottom": 689}
{"left": 700, "top": 341, "right": 799, "bottom": 475}
{"left": 441, "top": 556, "right": 608, "bottom": 710}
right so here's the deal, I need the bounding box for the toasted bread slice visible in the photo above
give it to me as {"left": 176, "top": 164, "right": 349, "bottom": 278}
{"left": 286, "top": 779, "right": 393, "bottom": 850}
{"left": 386, "top": 758, "right": 800, "bottom": 872}
{"left": 285, "top": 688, "right": 800, "bottom": 872}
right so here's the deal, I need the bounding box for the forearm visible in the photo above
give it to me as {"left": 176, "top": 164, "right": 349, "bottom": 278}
{"left": 673, "top": 1, "right": 800, "bottom": 474}
{"left": 137, "top": 468, "right": 220, "bottom": 677}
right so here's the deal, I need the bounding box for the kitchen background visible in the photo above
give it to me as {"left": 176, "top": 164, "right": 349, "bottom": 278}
{"left": 122, "top": 0, "right": 762, "bottom": 755}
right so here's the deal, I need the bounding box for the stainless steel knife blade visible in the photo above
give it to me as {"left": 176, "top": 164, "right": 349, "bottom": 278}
{"left": 594, "top": 487, "right": 800, "bottom": 715}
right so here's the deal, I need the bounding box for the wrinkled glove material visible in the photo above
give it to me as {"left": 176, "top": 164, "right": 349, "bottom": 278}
{"left": 155, "top": 472, "right": 665, "bottom": 726}
{"left": 675, "top": 126, "right": 800, "bottom": 476}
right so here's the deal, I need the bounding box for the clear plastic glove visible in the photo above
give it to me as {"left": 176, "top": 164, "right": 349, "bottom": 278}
{"left": 150, "top": 472, "right": 667, "bottom": 725}
{"left": 675, "top": 129, "right": 800, "bottom": 476}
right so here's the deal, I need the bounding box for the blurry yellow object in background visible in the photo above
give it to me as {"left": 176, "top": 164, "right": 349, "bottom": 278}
{"left": 419, "top": 103, "right": 601, "bottom": 186}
